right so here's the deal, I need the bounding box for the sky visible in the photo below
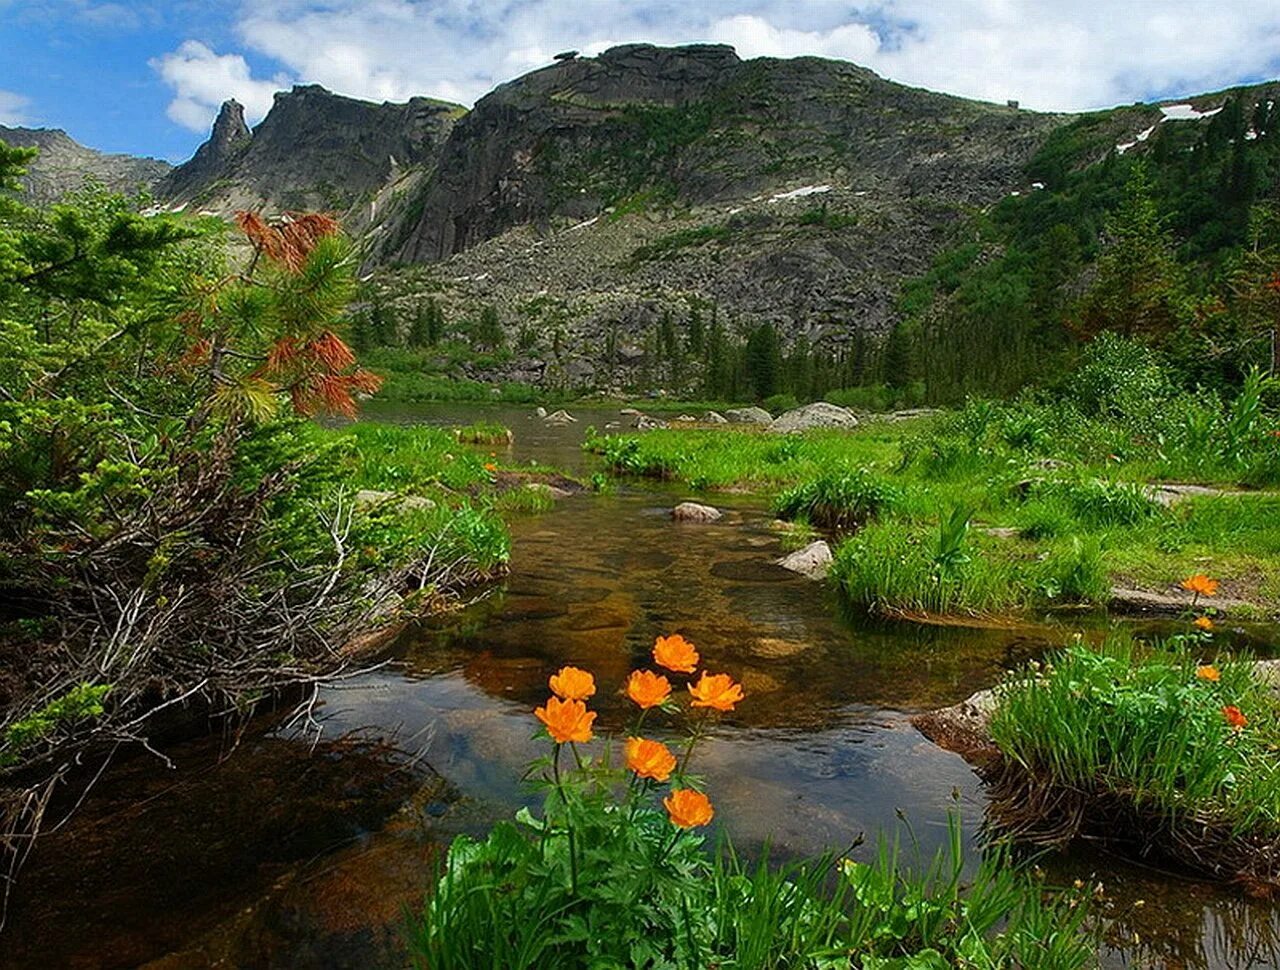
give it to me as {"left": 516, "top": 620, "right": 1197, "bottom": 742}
{"left": 3, "top": 0, "right": 1280, "bottom": 163}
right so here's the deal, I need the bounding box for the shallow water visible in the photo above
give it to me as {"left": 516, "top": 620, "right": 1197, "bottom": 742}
{"left": 4, "top": 403, "right": 1278, "bottom": 969}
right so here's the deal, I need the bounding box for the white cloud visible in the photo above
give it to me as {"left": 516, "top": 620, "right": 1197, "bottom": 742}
{"left": 150, "top": 40, "right": 290, "bottom": 132}
{"left": 153, "top": 0, "right": 1280, "bottom": 137}
{"left": 0, "top": 89, "right": 31, "bottom": 126}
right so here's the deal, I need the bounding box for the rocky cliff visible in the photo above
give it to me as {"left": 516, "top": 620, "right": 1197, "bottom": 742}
{"left": 0, "top": 125, "right": 170, "bottom": 206}
{"left": 161, "top": 85, "right": 465, "bottom": 220}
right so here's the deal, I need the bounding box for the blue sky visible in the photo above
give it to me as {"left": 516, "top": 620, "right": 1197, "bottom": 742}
{"left": 4, "top": 1, "right": 1280, "bottom": 164}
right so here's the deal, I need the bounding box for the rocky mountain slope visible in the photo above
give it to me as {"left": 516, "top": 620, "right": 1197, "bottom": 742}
{"left": 360, "top": 43, "right": 1072, "bottom": 388}
{"left": 0, "top": 125, "right": 170, "bottom": 205}
{"left": 161, "top": 85, "right": 465, "bottom": 224}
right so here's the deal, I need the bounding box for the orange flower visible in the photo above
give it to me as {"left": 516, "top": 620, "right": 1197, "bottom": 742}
{"left": 1194, "top": 617, "right": 1215, "bottom": 632}
{"left": 1181, "top": 574, "right": 1219, "bottom": 597}
{"left": 625, "top": 737, "right": 677, "bottom": 782}
{"left": 664, "top": 788, "right": 714, "bottom": 828}
{"left": 535, "top": 696, "right": 596, "bottom": 744}
{"left": 1196, "top": 664, "right": 1221, "bottom": 682}
{"left": 484, "top": 462, "right": 498, "bottom": 472}
{"left": 1222, "top": 705, "right": 1248, "bottom": 731}
{"left": 653, "top": 634, "right": 699, "bottom": 674}
{"left": 688, "top": 671, "right": 745, "bottom": 712}
{"left": 626, "top": 669, "right": 672, "bottom": 709}
{"left": 549, "top": 665, "right": 596, "bottom": 701}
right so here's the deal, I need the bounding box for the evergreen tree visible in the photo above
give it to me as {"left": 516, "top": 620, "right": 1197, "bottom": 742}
{"left": 705, "top": 315, "right": 732, "bottom": 399}
{"left": 349, "top": 308, "right": 372, "bottom": 352}
{"left": 1076, "top": 164, "right": 1187, "bottom": 342}
{"left": 685, "top": 299, "right": 705, "bottom": 357}
{"left": 882, "top": 319, "right": 920, "bottom": 389}
{"left": 744, "top": 322, "right": 782, "bottom": 400}
{"left": 369, "top": 300, "right": 396, "bottom": 346}
{"left": 409, "top": 302, "right": 431, "bottom": 347}
{"left": 474, "top": 305, "right": 505, "bottom": 350}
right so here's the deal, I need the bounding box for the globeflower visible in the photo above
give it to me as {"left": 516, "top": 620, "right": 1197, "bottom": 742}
{"left": 688, "top": 671, "right": 745, "bottom": 712}
{"left": 664, "top": 788, "right": 714, "bottom": 828}
{"left": 625, "top": 737, "right": 677, "bottom": 782}
{"left": 535, "top": 696, "right": 596, "bottom": 743}
{"left": 549, "top": 665, "right": 596, "bottom": 701}
{"left": 626, "top": 669, "right": 672, "bottom": 709}
{"left": 1194, "top": 616, "right": 1215, "bottom": 631}
{"left": 1181, "top": 574, "right": 1220, "bottom": 597}
{"left": 1196, "top": 664, "right": 1221, "bottom": 682}
{"left": 653, "top": 634, "right": 699, "bottom": 674}
{"left": 484, "top": 462, "right": 498, "bottom": 472}
{"left": 1222, "top": 705, "right": 1248, "bottom": 731}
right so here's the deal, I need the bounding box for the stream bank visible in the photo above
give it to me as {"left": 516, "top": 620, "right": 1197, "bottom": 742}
{"left": 4, "top": 403, "right": 1279, "bottom": 969}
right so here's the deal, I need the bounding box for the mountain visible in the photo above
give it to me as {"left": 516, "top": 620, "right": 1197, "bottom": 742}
{"left": 0, "top": 125, "right": 170, "bottom": 206}
{"left": 358, "top": 43, "right": 1070, "bottom": 389}
{"left": 8, "top": 43, "right": 1273, "bottom": 398}
{"left": 161, "top": 85, "right": 465, "bottom": 225}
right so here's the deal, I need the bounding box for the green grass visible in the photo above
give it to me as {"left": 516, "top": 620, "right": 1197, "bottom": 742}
{"left": 410, "top": 814, "right": 1095, "bottom": 970}
{"left": 773, "top": 467, "right": 905, "bottom": 532}
{"left": 988, "top": 638, "right": 1280, "bottom": 883}
{"left": 451, "top": 421, "right": 512, "bottom": 446}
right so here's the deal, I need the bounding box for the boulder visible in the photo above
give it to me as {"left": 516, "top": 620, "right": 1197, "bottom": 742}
{"left": 769, "top": 402, "right": 859, "bottom": 433}
{"left": 725, "top": 406, "right": 772, "bottom": 424}
{"left": 543, "top": 409, "right": 577, "bottom": 425}
{"left": 774, "top": 540, "right": 833, "bottom": 580}
{"left": 534, "top": 406, "right": 548, "bottom": 418}
{"left": 634, "top": 415, "right": 667, "bottom": 431}
{"left": 702, "top": 411, "right": 728, "bottom": 424}
{"left": 619, "top": 407, "right": 642, "bottom": 416}
{"left": 671, "top": 501, "right": 723, "bottom": 523}
{"left": 674, "top": 414, "right": 697, "bottom": 423}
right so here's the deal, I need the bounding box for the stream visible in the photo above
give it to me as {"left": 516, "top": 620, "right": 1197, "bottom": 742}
{"left": 4, "top": 403, "right": 1279, "bottom": 969}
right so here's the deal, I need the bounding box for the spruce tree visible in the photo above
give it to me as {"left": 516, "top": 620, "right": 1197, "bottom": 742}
{"left": 744, "top": 322, "right": 781, "bottom": 400}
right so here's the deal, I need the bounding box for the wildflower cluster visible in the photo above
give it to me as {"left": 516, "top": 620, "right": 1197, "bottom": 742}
{"left": 534, "top": 633, "right": 743, "bottom": 832}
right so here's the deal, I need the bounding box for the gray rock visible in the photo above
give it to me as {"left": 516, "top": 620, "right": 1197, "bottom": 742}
{"left": 634, "top": 415, "right": 667, "bottom": 430}
{"left": 725, "top": 407, "right": 773, "bottom": 424}
{"left": 543, "top": 409, "right": 578, "bottom": 425}
{"left": 769, "top": 402, "right": 859, "bottom": 433}
{"left": 775, "top": 540, "right": 833, "bottom": 579}
{"left": 671, "top": 501, "right": 723, "bottom": 523}
{"left": 702, "top": 411, "right": 728, "bottom": 424}
{"left": 619, "top": 407, "right": 642, "bottom": 416}
{"left": 534, "top": 406, "right": 548, "bottom": 418}
{"left": 674, "top": 414, "right": 697, "bottom": 422}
